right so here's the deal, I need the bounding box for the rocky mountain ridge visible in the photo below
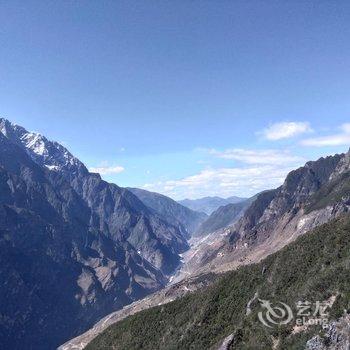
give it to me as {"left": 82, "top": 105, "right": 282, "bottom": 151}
{"left": 83, "top": 214, "right": 350, "bottom": 350}
{"left": 0, "top": 118, "right": 189, "bottom": 275}
{"left": 181, "top": 149, "right": 350, "bottom": 276}
{"left": 62, "top": 148, "right": 350, "bottom": 349}
{"left": 0, "top": 118, "right": 200, "bottom": 349}
{"left": 2, "top": 117, "right": 349, "bottom": 349}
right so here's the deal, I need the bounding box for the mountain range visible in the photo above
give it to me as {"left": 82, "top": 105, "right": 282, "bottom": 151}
{"left": 178, "top": 196, "right": 247, "bottom": 215}
{"left": 1, "top": 117, "right": 350, "bottom": 350}
{"left": 175, "top": 149, "right": 350, "bottom": 278}
{"left": 86, "top": 214, "right": 350, "bottom": 350}
{"left": 64, "top": 147, "right": 350, "bottom": 349}
{"left": 194, "top": 194, "right": 259, "bottom": 237}
{"left": 127, "top": 187, "right": 207, "bottom": 239}
{"left": 0, "top": 118, "right": 204, "bottom": 349}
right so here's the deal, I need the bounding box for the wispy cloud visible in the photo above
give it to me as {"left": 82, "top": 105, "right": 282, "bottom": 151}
{"left": 210, "top": 148, "right": 303, "bottom": 165}
{"left": 301, "top": 123, "right": 350, "bottom": 147}
{"left": 143, "top": 147, "right": 305, "bottom": 199}
{"left": 260, "top": 121, "right": 312, "bottom": 140}
{"left": 89, "top": 165, "right": 125, "bottom": 175}
{"left": 143, "top": 164, "right": 298, "bottom": 200}
{"left": 140, "top": 120, "right": 349, "bottom": 199}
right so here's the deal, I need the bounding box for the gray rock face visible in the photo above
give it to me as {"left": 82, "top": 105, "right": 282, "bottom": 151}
{"left": 59, "top": 273, "right": 216, "bottom": 350}
{"left": 127, "top": 187, "right": 207, "bottom": 239}
{"left": 306, "top": 314, "right": 350, "bottom": 350}
{"left": 229, "top": 152, "right": 349, "bottom": 246}
{"left": 0, "top": 118, "right": 190, "bottom": 349}
{"left": 216, "top": 333, "right": 234, "bottom": 350}
{"left": 178, "top": 150, "right": 350, "bottom": 276}
{"left": 0, "top": 118, "right": 189, "bottom": 275}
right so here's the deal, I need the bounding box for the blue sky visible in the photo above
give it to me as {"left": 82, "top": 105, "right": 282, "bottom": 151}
{"left": 1, "top": 1, "right": 350, "bottom": 199}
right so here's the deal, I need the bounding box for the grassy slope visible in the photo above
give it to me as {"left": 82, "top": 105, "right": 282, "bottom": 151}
{"left": 87, "top": 215, "right": 350, "bottom": 350}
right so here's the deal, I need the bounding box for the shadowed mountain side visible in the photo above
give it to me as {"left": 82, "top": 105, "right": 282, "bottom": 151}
{"left": 127, "top": 187, "right": 207, "bottom": 239}
{"left": 0, "top": 118, "right": 191, "bottom": 349}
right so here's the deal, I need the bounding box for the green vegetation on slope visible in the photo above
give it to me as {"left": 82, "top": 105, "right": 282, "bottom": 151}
{"left": 87, "top": 215, "right": 350, "bottom": 350}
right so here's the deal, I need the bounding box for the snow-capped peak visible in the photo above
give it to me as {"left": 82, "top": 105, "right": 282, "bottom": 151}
{"left": 21, "top": 132, "right": 48, "bottom": 156}
{"left": 0, "top": 117, "right": 86, "bottom": 173}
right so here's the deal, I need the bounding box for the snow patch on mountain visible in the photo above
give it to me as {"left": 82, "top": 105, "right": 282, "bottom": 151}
{"left": 21, "top": 132, "right": 47, "bottom": 156}
{"left": 0, "top": 117, "right": 84, "bottom": 172}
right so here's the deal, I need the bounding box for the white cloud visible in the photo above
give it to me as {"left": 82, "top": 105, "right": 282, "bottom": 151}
{"left": 343, "top": 124, "right": 350, "bottom": 133}
{"left": 143, "top": 164, "right": 300, "bottom": 200}
{"left": 301, "top": 123, "right": 350, "bottom": 147}
{"left": 210, "top": 148, "right": 303, "bottom": 165}
{"left": 89, "top": 165, "right": 125, "bottom": 175}
{"left": 260, "top": 121, "right": 312, "bottom": 140}
{"left": 143, "top": 147, "right": 306, "bottom": 199}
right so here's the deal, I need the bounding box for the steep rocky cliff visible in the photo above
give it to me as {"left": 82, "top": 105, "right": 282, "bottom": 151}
{"left": 176, "top": 149, "right": 350, "bottom": 276}
{"left": 0, "top": 118, "right": 190, "bottom": 349}
{"left": 60, "top": 149, "right": 350, "bottom": 349}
